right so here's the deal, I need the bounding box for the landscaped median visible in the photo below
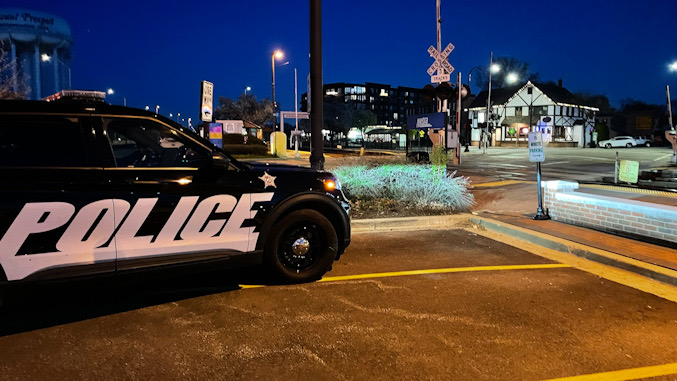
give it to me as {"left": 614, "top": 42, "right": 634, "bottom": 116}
{"left": 332, "top": 164, "right": 474, "bottom": 219}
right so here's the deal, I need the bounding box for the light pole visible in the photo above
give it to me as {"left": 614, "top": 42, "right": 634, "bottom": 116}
{"left": 244, "top": 86, "right": 251, "bottom": 96}
{"left": 106, "top": 88, "right": 127, "bottom": 106}
{"left": 271, "top": 50, "right": 284, "bottom": 131}
{"left": 468, "top": 63, "right": 500, "bottom": 90}
{"left": 484, "top": 52, "right": 496, "bottom": 154}
{"left": 155, "top": 105, "right": 160, "bottom": 114}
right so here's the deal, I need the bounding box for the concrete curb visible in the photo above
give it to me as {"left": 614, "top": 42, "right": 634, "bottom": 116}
{"left": 351, "top": 214, "right": 677, "bottom": 287}
{"left": 469, "top": 216, "right": 677, "bottom": 287}
{"left": 351, "top": 214, "right": 472, "bottom": 233}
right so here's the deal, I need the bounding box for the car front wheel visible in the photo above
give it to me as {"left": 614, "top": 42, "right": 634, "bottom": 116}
{"left": 264, "top": 209, "right": 338, "bottom": 283}
{"left": 626, "top": 143, "right": 633, "bottom": 148}
{"left": 605, "top": 143, "right": 612, "bottom": 148}
{"left": 645, "top": 142, "right": 651, "bottom": 147}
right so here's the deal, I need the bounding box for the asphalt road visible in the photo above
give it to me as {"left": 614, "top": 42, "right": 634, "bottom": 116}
{"left": 455, "top": 146, "right": 675, "bottom": 183}
{"left": 1, "top": 229, "right": 676, "bottom": 381}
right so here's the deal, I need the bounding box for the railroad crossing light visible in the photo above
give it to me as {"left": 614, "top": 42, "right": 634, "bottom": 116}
{"left": 435, "top": 82, "right": 452, "bottom": 100}
{"left": 422, "top": 84, "right": 435, "bottom": 102}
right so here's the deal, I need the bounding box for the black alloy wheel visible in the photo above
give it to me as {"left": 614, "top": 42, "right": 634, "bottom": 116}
{"left": 265, "top": 209, "right": 338, "bottom": 283}
{"left": 605, "top": 143, "right": 612, "bottom": 148}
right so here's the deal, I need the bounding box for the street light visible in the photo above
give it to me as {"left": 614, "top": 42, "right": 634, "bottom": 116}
{"left": 669, "top": 61, "right": 677, "bottom": 72}
{"left": 41, "top": 53, "right": 71, "bottom": 89}
{"left": 506, "top": 72, "right": 519, "bottom": 84}
{"left": 244, "top": 86, "right": 251, "bottom": 96}
{"left": 468, "top": 64, "right": 501, "bottom": 89}
{"left": 272, "top": 50, "right": 284, "bottom": 131}
{"left": 155, "top": 105, "right": 160, "bottom": 114}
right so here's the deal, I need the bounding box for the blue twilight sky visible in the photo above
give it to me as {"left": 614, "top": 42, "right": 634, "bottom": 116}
{"left": 10, "top": 0, "right": 677, "bottom": 123}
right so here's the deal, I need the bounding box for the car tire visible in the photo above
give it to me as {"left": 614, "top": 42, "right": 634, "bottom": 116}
{"left": 264, "top": 209, "right": 338, "bottom": 283}
{"left": 626, "top": 143, "right": 633, "bottom": 148}
{"left": 645, "top": 142, "right": 651, "bottom": 147}
{"left": 605, "top": 143, "right": 612, "bottom": 148}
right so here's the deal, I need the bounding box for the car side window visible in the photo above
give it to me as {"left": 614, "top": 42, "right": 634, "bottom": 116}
{"left": 104, "top": 118, "right": 209, "bottom": 168}
{"left": 0, "top": 116, "right": 88, "bottom": 167}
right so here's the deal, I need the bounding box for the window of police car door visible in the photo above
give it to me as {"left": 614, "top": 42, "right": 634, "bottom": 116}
{"left": 104, "top": 118, "right": 208, "bottom": 168}
{"left": 0, "top": 116, "right": 88, "bottom": 167}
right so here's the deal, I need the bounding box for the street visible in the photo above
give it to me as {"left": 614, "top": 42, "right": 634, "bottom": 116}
{"left": 0, "top": 229, "right": 675, "bottom": 380}
{"left": 455, "top": 146, "right": 675, "bottom": 183}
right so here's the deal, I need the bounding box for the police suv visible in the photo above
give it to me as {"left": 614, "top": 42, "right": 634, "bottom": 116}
{"left": 0, "top": 91, "right": 351, "bottom": 302}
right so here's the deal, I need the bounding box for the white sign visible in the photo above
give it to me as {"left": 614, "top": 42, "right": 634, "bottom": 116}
{"left": 200, "top": 80, "right": 214, "bottom": 122}
{"left": 427, "top": 43, "right": 455, "bottom": 82}
{"left": 528, "top": 132, "right": 545, "bottom": 162}
{"left": 280, "top": 111, "right": 309, "bottom": 119}
{"left": 216, "top": 120, "right": 243, "bottom": 134}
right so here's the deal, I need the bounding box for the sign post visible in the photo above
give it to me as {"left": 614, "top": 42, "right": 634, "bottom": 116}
{"left": 529, "top": 132, "right": 550, "bottom": 220}
{"left": 200, "top": 80, "right": 214, "bottom": 123}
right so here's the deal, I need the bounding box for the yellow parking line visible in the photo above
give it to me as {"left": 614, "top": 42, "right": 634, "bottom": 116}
{"left": 239, "top": 263, "right": 570, "bottom": 288}
{"left": 472, "top": 180, "right": 532, "bottom": 188}
{"left": 541, "top": 362, "right": 677, "bottom": 381}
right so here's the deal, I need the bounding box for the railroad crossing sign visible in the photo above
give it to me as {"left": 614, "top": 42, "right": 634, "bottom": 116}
{"left": 427, "top": 43, "right": 455, "bottom": 83}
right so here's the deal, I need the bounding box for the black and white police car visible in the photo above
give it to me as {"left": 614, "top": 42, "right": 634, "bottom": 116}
{"left": 0, "top": 91, "right": 350, "bottom": 303}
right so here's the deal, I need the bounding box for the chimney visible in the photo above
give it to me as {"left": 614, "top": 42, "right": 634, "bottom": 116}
{"left": 558, "top": 79, "right": 563, "bottom": 87}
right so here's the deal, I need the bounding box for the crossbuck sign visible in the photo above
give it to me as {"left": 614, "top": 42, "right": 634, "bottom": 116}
{"left": 427, "top": 43, "right": 455, "bottom": 83}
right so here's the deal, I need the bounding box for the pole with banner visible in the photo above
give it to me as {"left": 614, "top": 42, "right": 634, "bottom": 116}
{"left": 529, "top": 131, "right": 550, "bottom": 220}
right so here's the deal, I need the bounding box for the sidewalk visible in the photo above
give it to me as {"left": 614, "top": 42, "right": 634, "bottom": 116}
{"left": 468, "top": 178, "right": 677, "bottom": 286}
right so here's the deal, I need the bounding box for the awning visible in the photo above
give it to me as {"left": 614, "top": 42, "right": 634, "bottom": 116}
{"left": 366, "top": 128, "right": 405, "bottom": 135}
{"left": 500, "top": 116, "right": 532, "bottom": 127}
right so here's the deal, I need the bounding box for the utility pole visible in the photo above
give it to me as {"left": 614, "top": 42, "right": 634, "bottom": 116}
{"left": 309, "top": 0, "right": 324, "bottom": 170}
{"left": 484, "top": 51, "right": 493, "bottom": 154}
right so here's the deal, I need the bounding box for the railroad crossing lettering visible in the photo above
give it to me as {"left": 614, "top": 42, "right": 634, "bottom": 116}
{"left": 427, "top": 43, "right": 455, "bottom": 83}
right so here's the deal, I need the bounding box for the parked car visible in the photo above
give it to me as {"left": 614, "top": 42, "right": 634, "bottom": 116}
{"left": 597, "top": 136, "right": 637, "bottom": 148}
{"left": 0, "top": 91, "right": 351, "bottom": 305}
{"left": 633, "top": 136, "right": 652, "bottom": 147}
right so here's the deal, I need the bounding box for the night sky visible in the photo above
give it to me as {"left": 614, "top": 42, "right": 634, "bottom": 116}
{"left": 10, "top": 0, "right": 677, "bottom": 124}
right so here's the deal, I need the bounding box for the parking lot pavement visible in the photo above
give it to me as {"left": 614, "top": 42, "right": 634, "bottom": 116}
{"left": 1, "top": 229, "right": 676, "bottom": 381}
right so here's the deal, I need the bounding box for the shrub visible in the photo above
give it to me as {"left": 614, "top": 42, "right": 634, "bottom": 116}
{"left": 224, "top": 144, "right": 270, "bottom": 156}
{"left": 223, "top": 134, "right": 266, "bottom": 145}
{"left": 430, "top": 146, "right": 448, "bottom": 167}
{"left": 332, "top": 164, "right": 474, "bottom": 212}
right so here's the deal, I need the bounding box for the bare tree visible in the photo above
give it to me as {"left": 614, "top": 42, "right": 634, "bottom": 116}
{"left": 215, "top": 94, "right": 273, "bottom": 126}
{"left": 0, "top": 47, "right": 30, "bottom": 100}
{"left": 215, "top": 94, "right": 274, "bottom": 127}
{"left": 472, "top": 56, "right": 539, "bottom": 91}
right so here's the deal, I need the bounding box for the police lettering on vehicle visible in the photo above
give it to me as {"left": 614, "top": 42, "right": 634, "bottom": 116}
{"left": 0, "top": 193, "right": 274, "bottom": 281}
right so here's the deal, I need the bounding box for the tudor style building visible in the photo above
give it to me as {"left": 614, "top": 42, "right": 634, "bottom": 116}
{"left": 467, "top": 81, "right": 599, "bottom": 147}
